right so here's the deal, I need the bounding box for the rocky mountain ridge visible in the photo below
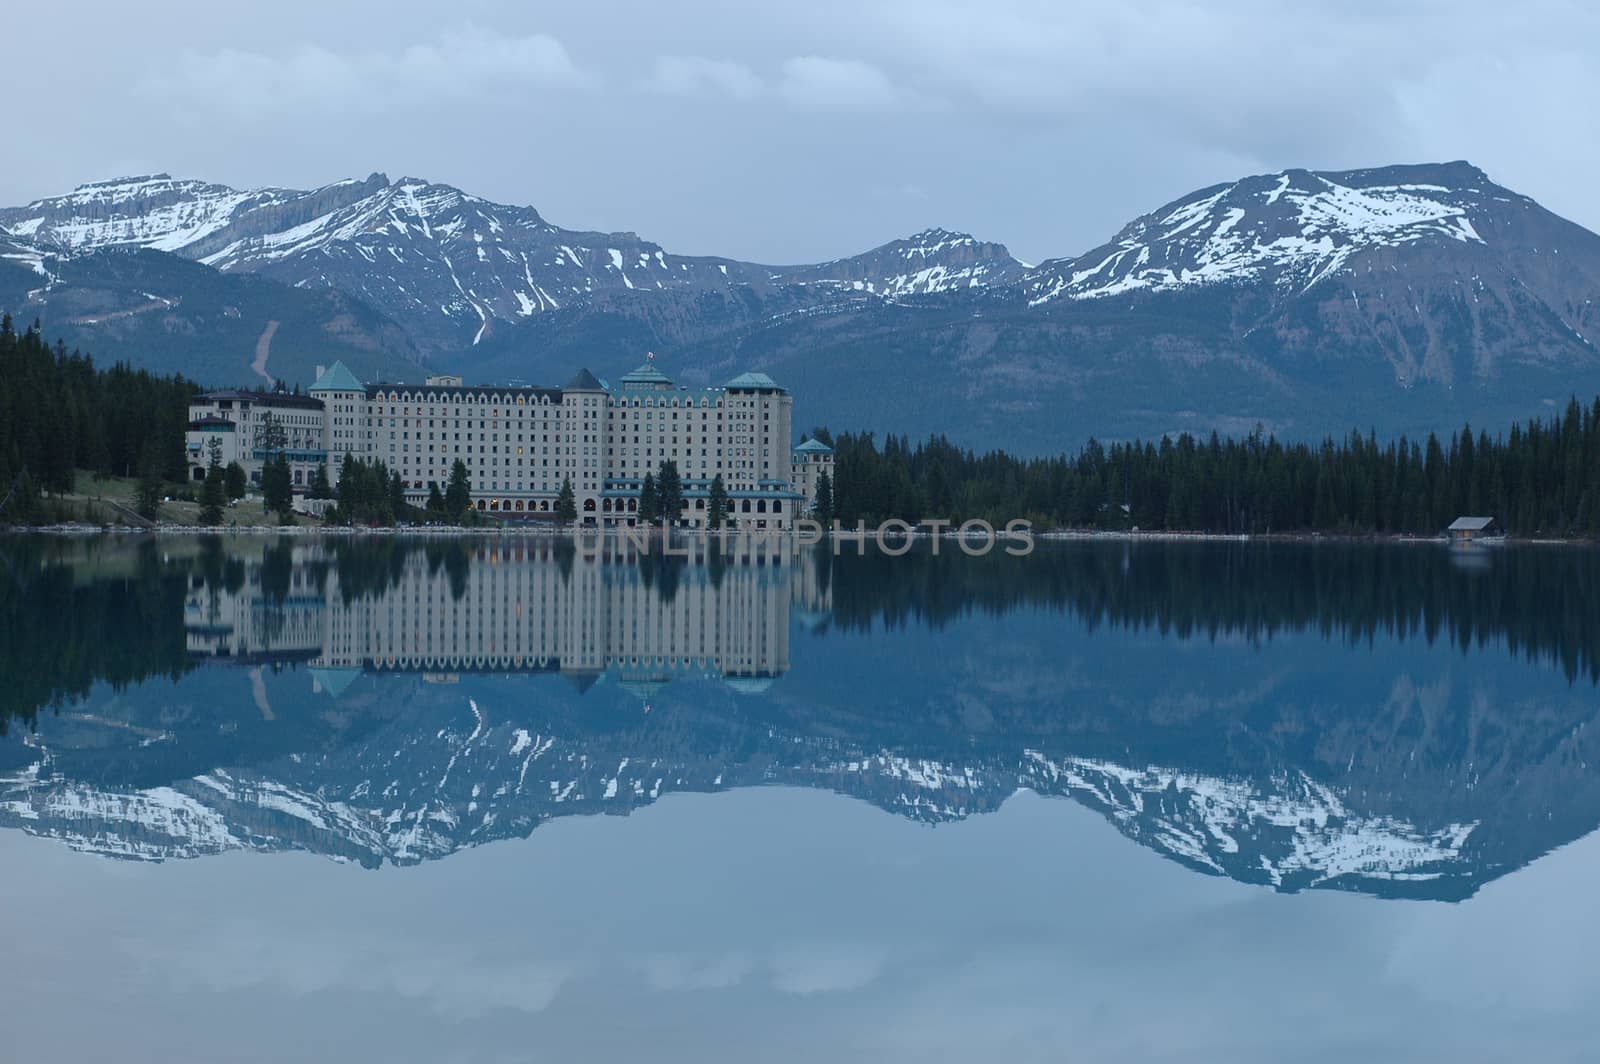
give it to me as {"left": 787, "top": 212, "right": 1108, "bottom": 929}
{"left": 4, "top": 161, "right": 1599, "bottom": 449}
{"left": 1, "top": 173, "right": 1023, "bottom": 355}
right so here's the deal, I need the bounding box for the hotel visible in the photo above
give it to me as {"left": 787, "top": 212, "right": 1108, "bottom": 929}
{"left": 186, "top": 358, "right": 834, "bottom": 528}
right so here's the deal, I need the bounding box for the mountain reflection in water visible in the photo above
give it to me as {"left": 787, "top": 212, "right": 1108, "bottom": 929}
{"left": 2, "top": 533, "right": 1598, "bottom": 901}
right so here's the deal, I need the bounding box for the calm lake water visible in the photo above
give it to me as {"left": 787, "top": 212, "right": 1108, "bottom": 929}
{"left": 3, "top": 534, "right": 1599, "bottom": 1062}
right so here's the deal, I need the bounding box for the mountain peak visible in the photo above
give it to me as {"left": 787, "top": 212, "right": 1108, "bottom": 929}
{"left": 904, "top": 226, "right": 975, "bottom": 245}
{"left": 75, "top": 172, "right": 175, "bottom": 189}
{"left": 785, "top": 225, "right": 1024, "bottom": 298}
{"left": 1024, "top": 160, "right": 1504, "bottom": 306}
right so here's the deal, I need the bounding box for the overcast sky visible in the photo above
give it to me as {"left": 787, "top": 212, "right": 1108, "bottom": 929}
{"left": 4, "top": 0, "right": 1598, "bottom": 264}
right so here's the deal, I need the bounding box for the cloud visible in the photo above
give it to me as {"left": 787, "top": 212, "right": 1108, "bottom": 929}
{"left": 145, "top": 25, "right": 587, "bottom": 116}
{"left": 645, "top": 56, "right": 763, "bottom": 100}
{"left": 778, "top": 56, "right": 906, "bottom": 111}
{"left": 633, "top": 950, "right": 755, "bottom": 991}
{"left": 641, "top": 53, "right": 909, "bottom": 112}
{"left": 769, "top": 943, "right": 888, "bottom": 994}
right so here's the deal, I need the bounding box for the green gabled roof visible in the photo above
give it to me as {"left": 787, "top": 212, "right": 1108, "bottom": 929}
{"left": 309, "top": 360, "right": 365, "bottom": 392}
{"left": 564, "top": 367, "right": 606, "bottom": 391}
{"left": 793, "top": 438, "right": 833, "bottom": 454}
{"left": 724, "top": 371, "right": 782, "bottom": 391}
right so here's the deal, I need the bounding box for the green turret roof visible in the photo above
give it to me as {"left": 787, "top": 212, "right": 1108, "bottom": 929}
{"left": 309, "top": 361, "right": 364, "bottom": 392}
{"left": 724, "top": 371, "right": 782, "bottom": 391}
{"left": 793, "top": 438, "right": 833, "bottom": 454}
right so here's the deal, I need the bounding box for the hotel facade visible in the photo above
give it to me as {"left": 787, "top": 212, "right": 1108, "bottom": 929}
{"left": 186, "top": 359, "right": 834, "bottom": 528}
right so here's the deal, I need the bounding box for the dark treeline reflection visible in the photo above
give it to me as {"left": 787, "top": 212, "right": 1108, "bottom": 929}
{"left": 816, "top": 541, "right": 1600, "bottom": 683}
{"left": 0, "top": 538, "right": 195, "bottom": 734}
{"left": 5, "top": 535, "right": 1600, "bottom": 736}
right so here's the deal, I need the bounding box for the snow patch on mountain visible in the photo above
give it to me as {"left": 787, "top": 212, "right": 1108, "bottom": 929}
{"left": 1025, "top": 164, "right": 1497, "bottom": 306}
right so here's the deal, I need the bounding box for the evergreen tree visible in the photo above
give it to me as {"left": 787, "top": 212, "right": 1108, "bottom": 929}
{"left": 257, "top": 410, "right": 288, "bottom": 452}
{"left": 426, "top": 481, "right": 446, "bottom": 518}
{"left": 262, "top": 455, "right": 293, "bottom": 522}
{"left": 388, "top": 470, "right": 406, "bottom": 519}
{"left": 224, "top": 461, "right": 247, "bottom": 501}
{"left": 556, "top": 477, "right": 577, "bottom": 524}
{"left": 814, "top": 471, "right": 834, "bottom": 524}
{"left": 134, "top": 475, "right": 163, "bottom": 522}
{"left": 656, "top": 461, "right": 684, "bottom": 527}
{"left": 445, "top": 460, "right": 472, "bottom": 522}
{"left": 310, "top": 463, "right": 332, "bottom": 500}
{"left": 706, "top": 474, "right": 729, "bottom": 529}
{"left": 199, "top": 448, "right": 226, "bottom": 526}
{"left": 638, "top": 472, "right": 659, "bottom": 524}
{"left": 134, "top": 440, "right": 165, "bottom": 522}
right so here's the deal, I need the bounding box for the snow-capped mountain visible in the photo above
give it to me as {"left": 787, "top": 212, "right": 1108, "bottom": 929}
{"left": 787, "top": 228, "right": 1026, "bottom": 298}
{"left": 1023, "top": 163, "right": 1507, "bottom": 304}
{"left": 0, "top": 174, "right": 1025, "bottom": 355}
{"left": 4, "top": 161, "right": 1600, "bottom": 450}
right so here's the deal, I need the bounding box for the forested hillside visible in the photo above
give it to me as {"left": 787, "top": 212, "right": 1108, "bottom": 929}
{"left": 0, "top": 314, "right": 196, "bottom": 521}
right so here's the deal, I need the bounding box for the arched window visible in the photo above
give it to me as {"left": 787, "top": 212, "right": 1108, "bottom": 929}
{"left": 603, "top": 499, "right": 613, "bottom": 512}
{"left": 756, "top": 499, "right": 767, "bottom": 513}
{"left": 515, "top": 500, "right": 525, "bottom": 511}
{"left": 627, "top": 498, "right": 637, "bottom": 512}
{"left": 583, "top": 498, "right": 596, "bottom": 512}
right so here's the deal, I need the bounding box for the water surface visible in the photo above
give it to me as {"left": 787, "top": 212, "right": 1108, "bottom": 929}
{"left": 2, "top": 534, "right": 1598, "bottom": 1062}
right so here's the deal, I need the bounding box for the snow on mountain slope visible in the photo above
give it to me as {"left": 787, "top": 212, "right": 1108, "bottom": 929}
{"left": 0, "top": 174, "right": 1022, "bottom": 353}
{"left": 789, "top": 228, "right": 1026, "bottom": 298}
{"left": 1024, "top": 162, "right": 1507, "bottom": 306}
{"left": 1, "top": 174, "right": 301, "bottom": 254}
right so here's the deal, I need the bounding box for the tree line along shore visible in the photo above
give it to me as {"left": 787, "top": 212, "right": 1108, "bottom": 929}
{"left": 4, "top": 316, "right": 1600, "bottom": 538}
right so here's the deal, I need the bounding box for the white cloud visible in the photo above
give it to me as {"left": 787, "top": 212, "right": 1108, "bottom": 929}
{"left": 640, "top": 53, "right": 909, "bottom": 112}
{"left": 145, "top": 25, "right": 587, "bottom": 116}
{"left": 645, "top": 56, "right": 763, "bottom": 100}
{"left": 778, "top": 56, "right": 906, "bottom": 111}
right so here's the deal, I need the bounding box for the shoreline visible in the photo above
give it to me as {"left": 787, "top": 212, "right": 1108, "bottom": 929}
{"left": 3, "top": 522, "right": 1596, "bottom": 547}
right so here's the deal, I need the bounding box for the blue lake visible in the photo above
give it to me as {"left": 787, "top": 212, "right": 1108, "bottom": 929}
{"left": 2, "top": 534, "right": 1598, "bottom": 1062}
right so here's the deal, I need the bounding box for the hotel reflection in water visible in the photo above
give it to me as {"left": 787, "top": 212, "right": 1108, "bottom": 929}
{"left": 183, "top": 538, "right": 829, "bottom": 697}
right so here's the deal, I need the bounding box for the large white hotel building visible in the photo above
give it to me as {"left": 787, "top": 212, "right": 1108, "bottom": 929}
{"left": 186, "top": 358, "right": 834, "bottom": 529}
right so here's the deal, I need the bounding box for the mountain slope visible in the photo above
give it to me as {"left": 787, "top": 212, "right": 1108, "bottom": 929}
{"left": 2, "top": 174, "right": 1025, "bottom": 356}
{"left": 466, "top": 162, "right": 1600, "bottom": 447}
{"left": 4, "top": 162, "right": 1599, "bottom": 448}
{"left": 0, "top": 243, "right": 428, "bottom": 386}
